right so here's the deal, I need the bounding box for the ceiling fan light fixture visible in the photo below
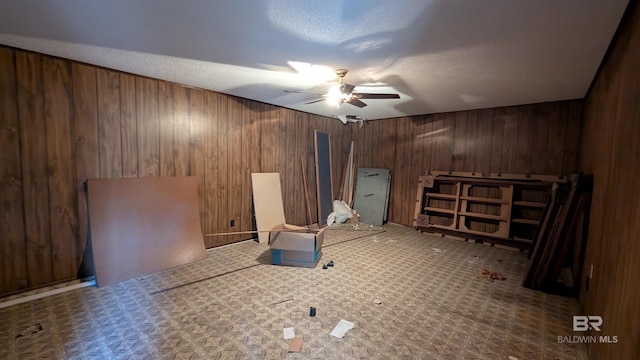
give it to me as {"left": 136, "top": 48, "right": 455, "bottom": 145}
{"left": 327, "top": 84, "right": 349, "bottom": 107}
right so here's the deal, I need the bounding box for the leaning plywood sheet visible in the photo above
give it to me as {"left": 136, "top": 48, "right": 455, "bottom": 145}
{"left": 87, "top": 176, "right": 207, "bottom": 287}
{"left": 252, "top": 173, "right": 286, "bottom": 244}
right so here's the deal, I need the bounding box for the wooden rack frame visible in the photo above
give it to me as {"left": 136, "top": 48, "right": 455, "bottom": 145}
{"left": 414, "top": 172, "right": 560, "bottom": 250}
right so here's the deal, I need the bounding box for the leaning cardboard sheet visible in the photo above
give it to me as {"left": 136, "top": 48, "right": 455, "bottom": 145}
{"left": 269, "top": 224, "right": 325, "bottom": 268}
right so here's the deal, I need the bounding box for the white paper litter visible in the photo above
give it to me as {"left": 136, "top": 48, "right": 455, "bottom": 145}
{"left": 330, "top": 319, "right": 355, "bottom": 338}
{"left": 283, "top": 327, "right": 295, "bottom": 340}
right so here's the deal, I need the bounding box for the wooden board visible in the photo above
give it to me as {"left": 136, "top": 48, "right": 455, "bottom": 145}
{"left": 314, "top": 130, "right": 333, "bottom": 226}
{"left": 87, "top": 176, "right": 207, "bottom": 287}
{"left": 251, "top": 173, "right": 286, "bottom": 244}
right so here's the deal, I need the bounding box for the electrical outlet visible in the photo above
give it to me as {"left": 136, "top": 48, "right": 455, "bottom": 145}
{"left": 230, "top": 220, "right": 235, "bottom": 227}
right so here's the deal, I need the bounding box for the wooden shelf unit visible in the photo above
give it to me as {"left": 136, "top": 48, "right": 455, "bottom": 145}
{"left": 414, "top": 173, "right": 557, "bottom": 250}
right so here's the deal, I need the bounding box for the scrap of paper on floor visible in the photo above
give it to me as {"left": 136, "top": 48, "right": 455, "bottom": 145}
{"left": 330, "top": 319, "right": 355, "bottom": 338}
{"left": 283, "top": 327, "right": 295, "bottom": 339}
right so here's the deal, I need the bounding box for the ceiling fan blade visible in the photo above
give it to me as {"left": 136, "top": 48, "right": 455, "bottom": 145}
{"left": 341, "top": 83, "right": 356, "bottom": 94}
{"left": 304, "top": 98, "right": 325, "bottom": 104}
{"left": 352, "top": 93, "right": 400, "bottom": 99}
{"left": 284, "top": 90, "right": 325, "bottom": 96}
{"left": 346, "top": 98, "right": 367, "bottom": 108}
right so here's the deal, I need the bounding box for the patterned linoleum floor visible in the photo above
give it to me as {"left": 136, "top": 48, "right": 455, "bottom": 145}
{"left": 0, "top": 224, "right": 587, "bottom": 360}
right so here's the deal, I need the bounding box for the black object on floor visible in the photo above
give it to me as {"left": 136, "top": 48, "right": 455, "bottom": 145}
{"left": 327, "top": 261, "right": 334, "bottom": 267}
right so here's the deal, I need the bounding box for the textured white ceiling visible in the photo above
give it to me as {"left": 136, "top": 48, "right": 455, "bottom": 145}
{"left": 0, "top": 0, "right": 629, "bottom": 121}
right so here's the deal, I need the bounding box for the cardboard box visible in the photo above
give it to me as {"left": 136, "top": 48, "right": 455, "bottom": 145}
{"left": 269, "top": 224, "right": 325, "bottom": 268}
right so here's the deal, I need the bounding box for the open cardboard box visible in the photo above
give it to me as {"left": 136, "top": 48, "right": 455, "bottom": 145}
{"left": 269, "top": 224, "right": 325, "bottom": 268}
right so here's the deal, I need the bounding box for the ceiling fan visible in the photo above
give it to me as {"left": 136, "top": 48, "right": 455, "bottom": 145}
{"left": 333, "top": 114, "right": 367, "bottom": 127}
{"left": 286, "top": 69, "right": 400, "bottom": 108}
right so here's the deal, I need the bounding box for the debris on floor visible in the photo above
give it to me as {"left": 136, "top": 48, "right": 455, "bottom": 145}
{"left": 432, "top": 248, "right": 443, "bottom": 253}
{"left": 322, "top": 260, "right": 334, "bottom": 269}
{"left": 330, "top": 319, "right": 355, "bottom": 338}
{"left": 373, "top": 299, "right": 382, "bottom": 305}
{"left": 480, "top": 268, "right": 506, "bottom": 282}
{"left": 283, "top": 327, "right": 295, "bottom": 340}
{"left": 288, "top": 337, "right": 303, "bottom": 352}
{"left": 269, "top": 298, "right": 293, "bottom": 306}
{"left": 14, "top": 323, "right": 43, "bottom": 339}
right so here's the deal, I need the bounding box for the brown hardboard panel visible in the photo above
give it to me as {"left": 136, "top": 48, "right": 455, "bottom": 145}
{"left": 87, "top": 176, "right": 207, "bottom": 287}
{"left": 251, "top": 173, "right": 286, "bottom": 244}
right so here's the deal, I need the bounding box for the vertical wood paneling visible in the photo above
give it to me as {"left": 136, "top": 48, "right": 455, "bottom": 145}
{"left": 391, "top": 118, "right": 413, "bottom": 223}
{"left": 227, "top": 98, "right": 243, "bottom": 242}
{"left": 360, "top": 118, "right": 374, "bottom": 167}
{"left": 564, "top": 101, "right": 582, "bottom": 175}
{"left": 189, "top": 89, "right": 206, "bottom": 232}
{"left": 42, "top": 57, "right": 78, "bottom": 280}
{"left": 249, "top": 101, "right": 262, "bottom": 176}
{"left": 136, "top": 78, "right": 159, "bottom": 177}
{"left": 120, "top": 74, "right": 138, "bottom": 178}
{"left": 283, "top": 109, "right": 296, "bottom": 223}
{"left": 240, "top": 99, "right": 255, "bottom": 232}
{"left": 71, "top": 62, "right": 99, "bottom": 285}
{"left": 354, "top": 101, "right": 583, "bottom": 226}
{"left": 293, "top": 111, "right": 306, "bottom": 225}
{"left": 276, "top": 108, "right": 288, "bottom": 175}
{"left": 16, "top": 52, "right": 53, "bottom": 287}
{"left": 202, "top": 91, "right": 217, "bottom": 247}
{"left": 158, "top": 81, "right": 175, "bottom": 177}
{"left": 499, "top": 108, "right": 518, "bottom": 174}
{"left": 463, "top": 111, "right": 477, "bottom": 173}
{"left": 203, "top": 91, "right": 219, "bottom": 247}
{"left": 1, "top": 45, "right": 586, "bottom": 295}
{"left": 215, "top": 94, "right": 229, "bottom": 236}
{"left": 515, "top": 107, "right": 531, "bottom": 174}
{"left": 430, "top": 113, "right": 453, "bottom": 171}
{"left": 173, "top": 85, "right": 190, "bottom": 177}
{"left": 579, "top": 2, "right": 640, "bottom": 359}
{"left": 475, "top": 109, "right": 493, "bottom": 176}
{"left": 306, "top": 115, "right": 321, "bottom": 222}
{"left": 489, "top": 110, "right": 505, "bottom": 174}
{"left": 1, "top": 47, "right": 356, "bottom": 295}
{"left": 0, "top": 48, "right": 28, "bottom": 292}
{"left": 451, "top": 112, "right": 467, "bottom": 172}
{"left": 528, "top": 105, "right": 550, "bottom": 175}
{"left": 96, "top": 69, "right": 122, "bottom": 178}
{"left": 546, "top": 103, "right": 568, "bottom": 177}
{"left": 419, "top": 115, "right": 434, "bottom": 175}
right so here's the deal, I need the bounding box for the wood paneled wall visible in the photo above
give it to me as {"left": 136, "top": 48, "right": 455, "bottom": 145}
{"left": 0, "top": 47, "right": 351, "bottom": 296}
{"left": 579, "top": 1, "right": 640, "bottom": 359}
{"left": 352, "top": 100, "right": 583, "bottom": 226}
